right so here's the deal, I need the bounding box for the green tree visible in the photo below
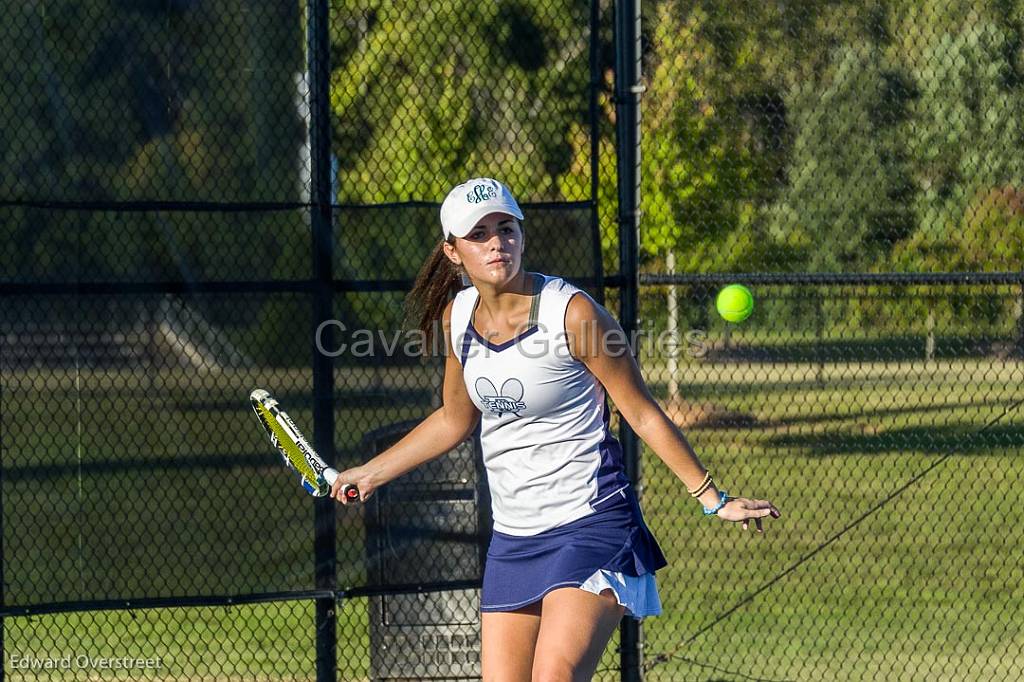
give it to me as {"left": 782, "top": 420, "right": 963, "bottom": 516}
{"left": 641, "top": 1, "right": 795, "bottom": 273}
{"left": 767, "top": 20, "right": 919, "bottom": 272}
{"left": 898, "top": 13, "right": 1024, "bottom": 266}
{"left": 327, "top": 0, "right": 599, "bottom": 337}
{"left": 328, "top": 0, "right": 591, "bottom": 205}
{"left": 0, "top": 1, "right": 303, "bottom": 281}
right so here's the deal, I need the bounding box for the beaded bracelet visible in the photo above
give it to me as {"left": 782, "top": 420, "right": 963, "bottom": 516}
{"left": 691, "top": 477, "right": 714, "bottom": 499}
{"left": 687, "top": 472, "right": 712, "bottom": 497}
{"left": 702, "top": 491, "right": 729, "bottom": 516}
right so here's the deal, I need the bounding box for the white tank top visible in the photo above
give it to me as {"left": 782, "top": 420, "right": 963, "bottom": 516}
{"left": 450, "top": 273, "right": 631, "bottom": 536}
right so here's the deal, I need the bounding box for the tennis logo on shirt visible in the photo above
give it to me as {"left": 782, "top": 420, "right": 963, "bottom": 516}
{"left": 475, "top": 377, "right": 526, "bottom": 417}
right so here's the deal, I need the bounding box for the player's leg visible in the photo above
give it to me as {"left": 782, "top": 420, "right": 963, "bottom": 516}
{"left": 481, "top": 601, "right": 543, "bottom": 682}
{"left": 532, "top": 587, "right": 626, "bottom": 682}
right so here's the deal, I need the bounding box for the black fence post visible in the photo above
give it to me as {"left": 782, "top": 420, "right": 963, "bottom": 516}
{"left": 306, "top": 2, "right": 337, "bottom": 681}
{"left": 1, "top": 337, "right": 5, "bottom": 682}
{"left": 613, "top": 0, "right": 643, "bottom": 680}
{"left": 589, "top": 0, "right": 606, "bottom": 307}
{"left": 1016, "top": 281, "right": 1024, "bottom": 356}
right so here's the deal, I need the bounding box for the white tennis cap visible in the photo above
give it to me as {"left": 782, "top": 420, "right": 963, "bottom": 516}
{"left": 439, "top": 178, "right": 524, "bottom": 239}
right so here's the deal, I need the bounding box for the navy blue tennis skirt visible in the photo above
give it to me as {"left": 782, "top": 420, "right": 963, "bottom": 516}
{"left": 481, "top": 486, "right": 668, "bottom": 612}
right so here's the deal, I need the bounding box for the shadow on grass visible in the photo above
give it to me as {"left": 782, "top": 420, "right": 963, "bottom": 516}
{"left": 707, "top": 335, "right": 1021, "bottom": 363}
{"left": 647, "top": 370, "right": 985, "bottom": 401}
{"left": 2, "top": 446, "right": 372, "bottom": 482}
{"left": 767, "top": 423, "right": 1024, "bottom": 457}
{"left": 177, "top": 387, "right": 432, "bottom": 411}
{"left": 650, "top": 377, "right": 873, "bottom": 403}
{"left": 664, "top": 396, "right": 1010, "bottom": 432}
{"left": 763, "top": 397, "right": 1010, "bottom": 428}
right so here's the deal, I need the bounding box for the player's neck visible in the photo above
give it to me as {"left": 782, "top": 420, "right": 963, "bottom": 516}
{"left": 474, "top": 269, "right": 535, "bottom": 319}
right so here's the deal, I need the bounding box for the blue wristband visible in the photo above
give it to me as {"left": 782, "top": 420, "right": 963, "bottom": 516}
{"left": 702, "top": 491, "right": 729, "bottom": 516}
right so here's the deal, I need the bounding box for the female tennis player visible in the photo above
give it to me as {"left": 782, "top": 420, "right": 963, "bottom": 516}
{"left": 330, "top": 177, "right": 780, "bottom": 681}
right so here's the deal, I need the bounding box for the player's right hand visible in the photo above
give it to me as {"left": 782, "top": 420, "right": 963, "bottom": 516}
{"left": 716, "top": 496, "right": 781, "bottom": 532}
{"left": 330, "top": 466, "right": 377, "bottom": 505}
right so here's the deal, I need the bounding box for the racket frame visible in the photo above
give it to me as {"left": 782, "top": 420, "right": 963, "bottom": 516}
{"left": 250, "top": 389, "right": 356, "bottom": 499}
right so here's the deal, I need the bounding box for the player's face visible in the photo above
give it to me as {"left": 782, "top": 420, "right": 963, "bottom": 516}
{"left": 448, "top": 212, "right": 524, "bottom": 287}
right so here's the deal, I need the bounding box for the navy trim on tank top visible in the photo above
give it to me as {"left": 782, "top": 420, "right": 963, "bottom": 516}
{"left": 463, "top": 272, "right": 545, "bottom": 354}
{"left": 466, "top": 322, "right": 541, "bottom": 352}
{"left": 459, "top": 330, "right": 474, "bottom": 366}
{"left": 592, "top": 399, "right": 630, "bottom": 503}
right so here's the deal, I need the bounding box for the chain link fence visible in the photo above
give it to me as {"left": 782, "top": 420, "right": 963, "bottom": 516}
{"left": 631, "top": 2, "right": 1024, "bottom": 680}
{"left": 2, "top": 0, "right": 1023, "bottom": 681}
{"left": 2, "top": 0, "right": 606, "bottom": 680}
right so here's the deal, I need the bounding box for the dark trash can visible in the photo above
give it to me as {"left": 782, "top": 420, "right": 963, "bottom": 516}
{"left": 360, "top": 420, "right": 491, "bottom": 681}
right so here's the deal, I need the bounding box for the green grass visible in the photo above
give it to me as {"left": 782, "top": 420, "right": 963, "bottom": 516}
{"left": 4, "top": 601, "right": 331, "bottom": 681}
{"left": 4, "top": 357, "right": 1024, "bottom": 680}
{"left": 634, "top": 357, "right": 1024, "bottom": 681}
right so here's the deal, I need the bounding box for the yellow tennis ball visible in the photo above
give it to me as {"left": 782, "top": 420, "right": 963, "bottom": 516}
{"left": 716, "top": 284, "right": 754, "bottom": 322}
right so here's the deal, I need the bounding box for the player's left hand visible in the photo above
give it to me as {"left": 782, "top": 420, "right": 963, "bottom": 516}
{"left": 716, "top": 497, "right": 780, "bottom": 532}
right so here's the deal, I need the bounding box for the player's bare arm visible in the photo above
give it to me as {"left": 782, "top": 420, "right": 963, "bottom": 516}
{"left": 329, "top": 299, "right": 480, "bottom": 503}
{"left": 565, "top": 292, "right": 780, "bottom": 530}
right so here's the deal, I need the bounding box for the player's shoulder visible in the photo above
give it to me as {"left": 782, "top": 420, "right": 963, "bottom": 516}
{"left": 552, "top": 276, "right": 598, "bottom": 319}
{"left": 539, "top": 273, "right": 577, "bottom": 294}
{"left": 442, "top": 288, "right": 472, "bottom": 332}
{"left": 563, "top": 286, "right": 619, "bottom": 356}
{"left": 455, "top": 283, "right": 478, "bottom": 302}
{"left": 445, "top": 285, "right": 478, "bottom": 354}
{"left": 561, "top": 284, "right": 603, "bottom": 324}
{"left": 450, "top": 280, "right": 477, "bottom": 313}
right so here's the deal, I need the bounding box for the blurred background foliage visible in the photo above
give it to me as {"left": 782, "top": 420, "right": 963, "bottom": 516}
{"left": 2, "top": 0, "right": 1022, "bottom": 348}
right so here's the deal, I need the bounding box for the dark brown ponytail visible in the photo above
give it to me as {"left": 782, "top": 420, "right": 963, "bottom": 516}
{"left": 405, "top": 237, "right": 463, "bottom": 354}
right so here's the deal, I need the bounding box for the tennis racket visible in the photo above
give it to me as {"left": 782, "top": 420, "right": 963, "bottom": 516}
{"left": 249, "top": 388, "right": 359, "bottom": 501}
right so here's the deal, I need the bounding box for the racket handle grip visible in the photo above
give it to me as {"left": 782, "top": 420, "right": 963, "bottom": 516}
{"left": 324, "top": 468, "right": 361, "bottom": 501}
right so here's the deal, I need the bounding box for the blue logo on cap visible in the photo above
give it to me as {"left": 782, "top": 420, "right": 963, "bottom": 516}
{"left": 467, "top": 184, "right": 498, "bottom": 204}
